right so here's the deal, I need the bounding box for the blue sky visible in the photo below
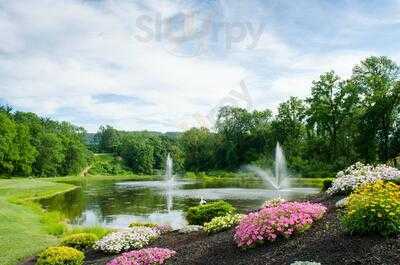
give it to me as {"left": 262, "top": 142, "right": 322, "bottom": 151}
{"left": 1, "top": 0, "right": 400, "bottom": 132}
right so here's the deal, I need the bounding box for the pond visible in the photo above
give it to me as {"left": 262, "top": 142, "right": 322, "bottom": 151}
{"left": 39, "top": 178, "right": 319, "bottom": 229}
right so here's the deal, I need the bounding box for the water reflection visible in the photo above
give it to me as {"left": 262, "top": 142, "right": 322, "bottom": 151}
{"left": 39, "top": 178, "right": 319, "bottom": 229}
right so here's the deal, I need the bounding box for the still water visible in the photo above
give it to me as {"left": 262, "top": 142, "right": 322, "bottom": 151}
{"left": 39, "top": 178, "right": 319, "bottom": 229}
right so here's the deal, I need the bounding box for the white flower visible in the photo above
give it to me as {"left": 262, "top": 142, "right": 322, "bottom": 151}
{"left": 93, "top": 227, "right": 159, "bottom": 254}
{"left": 327, "top": 162, "right": 400, "bottom": 195}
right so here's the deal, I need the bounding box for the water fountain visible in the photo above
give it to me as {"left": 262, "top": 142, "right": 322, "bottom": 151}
{"left": 245, "top": 142, "right": 288, "bottom": 190}
{"left": 165, "top": 153, "right": 174, "bottom": 211}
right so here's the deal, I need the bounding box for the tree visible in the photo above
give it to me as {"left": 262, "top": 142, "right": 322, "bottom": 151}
{"left": 180, "top": 127, "right": 218, "bottom": 171}
{"left": 33, "top": 132, "right": 65, "bottom": 177}
{"left": 13, "top": 124, "right": 37, "bottom": 176}
{"left": 0, "top": 112, "right": 18, "bottom": 174}
{"left": 216, "top": 106, "right": 273, "bottom": 168}
{"left": 96, "top": 126, "right": 120, "bottom": 153}
{"left": 351, "top": 56, "right": 400, "bottom": 162}
{"left": 274, "top": 97, "right": 306, "bottom": 148}
{"left": 118, "top": 135, "right": 154, "bottom": 174}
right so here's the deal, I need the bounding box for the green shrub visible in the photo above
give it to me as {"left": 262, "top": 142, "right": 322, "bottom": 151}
{"left": 36, "top": 246, "right": 84, "bottom": 265}
{"left": 342, "top": 180, "right": 400, "bottom": 236}
{"left": 204, "top": 213, "right": 243, "bottom": 234}
{"left": 322, "top": 179, "right": 333, "bottom": 191}
{"left": 66, "top": 226, "right": 111, "bottom": 240}
{"left": 128, "top": 222, "right": 158, "bottom": 228}
{"left": 61, "top": 233, "right": 98, "bottom": 250}
{"left": 186, "top": 201, "right": 236, "bottom": 225}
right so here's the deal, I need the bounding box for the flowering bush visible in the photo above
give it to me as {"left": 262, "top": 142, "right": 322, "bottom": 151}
{"left": 36, "top": 246, "right": 84, "bottom": 265}
{"left": 327, "top": 162, "right": 400, "bottom": 195}
{"left": 107, "top": 247, "right": 176, "bottom": 265}
{"left": 234, "top": 202, "right": 326, "bottom": 247}
{"left": 178, "top": 225, "right": 203, "bottom": 234}
{"left": 186, "top": 200, "right": 236, "bottom": 225}
{"left": 262, "top": 197, "right": 286, "bottom": 208}
{"left": 204, "top": 214, "right": 244, "bottom": 234}
{"left": 342, "top": 180, "right": 400, "bottom": 236}
{"left": 154, "top": 224, "right": 173, "bottom": 234}
{"left": 61, "top": 233, "right": 98, "bottom": 250}
{"left": 93, "top": 227, "right": 159, "bottom": 254}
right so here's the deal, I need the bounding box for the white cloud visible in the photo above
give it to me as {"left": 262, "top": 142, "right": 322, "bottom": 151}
{"left": 0, "top": 0, "right": 398, "bottom": 132}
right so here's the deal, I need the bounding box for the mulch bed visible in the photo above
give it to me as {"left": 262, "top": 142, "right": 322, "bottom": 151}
{"left": 22, "top": 194, "right": 400, "bottom": 265}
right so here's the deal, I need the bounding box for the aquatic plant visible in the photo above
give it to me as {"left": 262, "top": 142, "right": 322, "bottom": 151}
{"left": 107, "top": 247, "right": 176, "bottom": 265}
{"left": 204, "top": 214, "right": 244, "bottom": 234}
{"left": 234, "top": 202, "right": 326, "bottom": 247}
{"left": 342, "top": 180, "right": 400, "bottom": 236}
{"left": 327, "top": 162, "right": 400, "bottom": 195}
{"left": 36, "top": 246, "right": 84, "bottom": 265}
{"left": 93, "top": 227, "right": 159, "bottom": 254}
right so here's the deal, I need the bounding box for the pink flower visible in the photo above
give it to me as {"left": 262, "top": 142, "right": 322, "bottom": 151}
{"left": 234, "top": 202, "right": 326, "bottom": 247}
{"left": 107, "top": 247, "right": 176, "bottom": 265}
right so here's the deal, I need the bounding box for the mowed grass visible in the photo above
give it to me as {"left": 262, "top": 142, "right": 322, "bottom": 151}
{"left": 0, "top": 179, "right": 76, "bottom": 265}
{"left": 0, "top": 174, "right": 152, "bottom": 265}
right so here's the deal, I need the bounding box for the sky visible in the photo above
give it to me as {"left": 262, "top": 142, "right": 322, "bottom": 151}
{"left": 1, "top": 0, "right": 400, "bottom": 132}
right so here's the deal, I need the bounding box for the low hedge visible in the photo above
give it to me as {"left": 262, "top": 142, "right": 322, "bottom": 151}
{"left": 61, "top": 233, "right": 98, "bottom": 250}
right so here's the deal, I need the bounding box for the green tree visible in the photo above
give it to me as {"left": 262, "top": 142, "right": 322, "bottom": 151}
{"left": 96, "top": 125, "right": 120, "bottom": 153}
{"left": 33, "top": 132, "right": 65, "bottom": 177}
{"left": 118, "top": 135, "right": 154, "bottom": 174}
{"left": 0, "top": 112, "right": 18, "bottom": 174}
{"left": 13, "top": 124, "right": 37, "bottom": 176}
{"left": 351, "top": 56, "right": 400, "bottom": 162}
{"left": 180, "top": 127, "right": 218, "bottom": 171}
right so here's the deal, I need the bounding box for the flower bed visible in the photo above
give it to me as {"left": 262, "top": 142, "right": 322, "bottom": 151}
{"left": 94, "top": 227, "right": 159, "bottom": 254}
{"left": 234, "top": 202, "right": 326, "bottom": 247}
{"left": 327, "top": 162, "right": 400, "bottom": 195}
{"left": 107, "top": 247, "right": 176, "bottom": 265}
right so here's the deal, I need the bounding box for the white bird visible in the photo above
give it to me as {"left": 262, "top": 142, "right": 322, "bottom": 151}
{"left": 199, "top": 197, "right": 207, "bottom": 205}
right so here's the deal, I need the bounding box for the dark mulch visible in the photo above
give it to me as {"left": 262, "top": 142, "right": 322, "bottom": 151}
{"left": 21, "top": 195, "right": 400, "bottom": 265}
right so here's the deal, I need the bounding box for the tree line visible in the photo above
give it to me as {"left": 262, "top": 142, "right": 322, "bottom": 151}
{"left": 2, "top": 56, "right": 400, "bottom": 178}
{"left": 94, "top": 56, "right": 400, "bottom": 177}
{"left": 0, "top": 107, "right": 90, "bottom": 177}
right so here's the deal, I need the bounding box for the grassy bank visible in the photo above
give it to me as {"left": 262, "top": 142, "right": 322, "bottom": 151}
{"left": 0, "top": 179, "right": 76, "bottom": 265}
{"left": 184, "top": 171, "right": 328, "bottom": 188}
{"left": 0, "top": 174, "right": 152, "bottom": 265}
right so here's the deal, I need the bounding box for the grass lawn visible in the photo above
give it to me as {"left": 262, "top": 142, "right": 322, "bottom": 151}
{"left": 0, "top": 174, "right": 152, "bottom": 265}
{"left": 0, "top": 179, "right": 76, "bottom": 265}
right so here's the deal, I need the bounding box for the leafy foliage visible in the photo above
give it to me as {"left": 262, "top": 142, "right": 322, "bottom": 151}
{"left": 61, "top": 233, "right": 98, "bottom": 250}
{"left": 0, "top": 109, "right": 90, "bottom": 177}
{"left": 204, "top": 213, "right": 244, "bottom": 234}
{"left": 186, "top": 201, "right": 236, "bottom": 225}
{"left": 36, "top": 246, "right": 84, "bottom": 265}
{"left": 342, "top": 180, "right": 400, "bottom": 236}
